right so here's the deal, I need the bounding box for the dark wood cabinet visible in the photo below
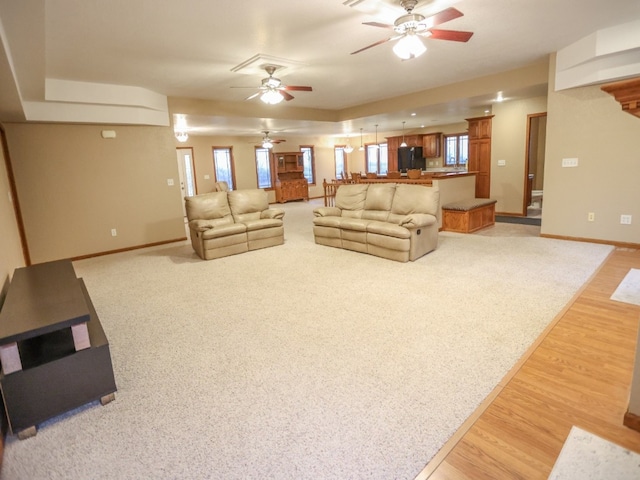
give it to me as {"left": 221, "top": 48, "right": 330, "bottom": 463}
{"left": 466, "top": 115, "right": 494, "bottom": 198}
{"left": 274, "top": 152, "right": 308, "bottom": 203}
{"left": 386, "top": 136, "right": 400, "bottom": 171}
{"left": 0, "top": 260, "right": 117, "bottom": 439}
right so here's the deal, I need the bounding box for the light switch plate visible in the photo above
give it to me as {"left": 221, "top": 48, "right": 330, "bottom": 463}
{"left": 497, "top": 159, "right": 506, "bottom": 167}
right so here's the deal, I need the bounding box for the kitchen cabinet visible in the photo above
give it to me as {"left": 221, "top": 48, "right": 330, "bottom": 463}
{"left": 466, "top": 115, "right": 494, "bottom": 198}
{"left": 423, "top": 133, "right": 441, "bottom": 158}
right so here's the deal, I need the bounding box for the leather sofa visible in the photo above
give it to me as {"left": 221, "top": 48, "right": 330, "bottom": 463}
{"left": 313, "top": 183, "right": 440, "bottom": 262}
{"left": 185, "top": 189, "right": 285, "bottom": 260}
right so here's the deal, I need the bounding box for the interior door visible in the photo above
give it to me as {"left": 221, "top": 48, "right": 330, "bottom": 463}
{"left": 176, "top": 148, "right": 196, "bottom": 217}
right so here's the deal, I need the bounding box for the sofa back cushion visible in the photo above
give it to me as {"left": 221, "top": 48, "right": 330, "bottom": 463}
{"left": 362, "top": 183, "right": 395, "bottom": 221}
{"left": 228, "top": 189, "right": 269, "bottom": 222}
{"left": 185, "top": 192, "right": 233, "bottom": 225}
{"left": 335, "top": 184, "right": 368, "bottom": 218}
{"left": 390, "top": 184, "right": 439, "bottom": 218}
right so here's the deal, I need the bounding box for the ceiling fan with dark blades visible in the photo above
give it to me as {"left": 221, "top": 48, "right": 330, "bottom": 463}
{"left": 232, "top": 65, "right": 313, "bottom": 104}
{"left": 351, "top": 0, "right": 473, "bottom": 59}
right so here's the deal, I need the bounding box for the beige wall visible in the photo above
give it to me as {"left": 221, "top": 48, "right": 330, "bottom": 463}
{"left": 181, "top": 132, "right": 379, "bottom": 203}
{"left": 4, "top": 123, "right": 186, "bottom": 264}
{"left": 491, "top": 96, "right": 548, "bottom": 214}
{"left": 542, "top": 55, "right": 640, "bottom": 243}
{"left": 0, "top": 128, "right": 25, "bottom": 301}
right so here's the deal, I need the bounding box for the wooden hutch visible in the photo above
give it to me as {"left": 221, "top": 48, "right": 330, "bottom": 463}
{"left": 274, "top": 151, "right": 309, "bottom": 203}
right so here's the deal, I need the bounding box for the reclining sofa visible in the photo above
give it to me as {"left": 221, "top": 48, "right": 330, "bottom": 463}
{"left": 185, "top": 189, "right": 284, "bottom": 260}
{"left": 313, "top": 183, "right": 440, "bottom": 262}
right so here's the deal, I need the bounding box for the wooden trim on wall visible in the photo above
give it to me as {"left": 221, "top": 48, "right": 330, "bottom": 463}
{"left": 540, "top": 233, "right": 640, "bottom": 250}
{"left": 70, "top": 237, "right": 187, "bottom": 262}
{"left": 0, "top": 125, "right": 31, "bottom": 266}
{"left": 624, "top": 411, "right": 640, "bottom": 433}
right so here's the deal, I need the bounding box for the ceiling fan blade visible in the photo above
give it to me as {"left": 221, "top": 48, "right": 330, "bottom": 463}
{"left": 281, "top": 91, "right": 295, "bottom": 101}
{"left": 351, "top": 36, "right": 395, "bottom": 55}
{"left": 362, "top": 21, "right": 394, "bottom": 29}
{"left": 421, "top": 7, "right": 464, "bottom": 29}
{"left": 281, "top": 85, "right": 313, "bottom": 92}
{"left": 427, "top": 29, "right": 474, "bottom": 42}
{"left": 245, "top": 91, "right": 261, "bottom": 100}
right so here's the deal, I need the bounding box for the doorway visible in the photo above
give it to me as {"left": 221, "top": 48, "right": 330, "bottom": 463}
{"left": 524, "top": 113, "right": 547, "bottom": 219}
{"left": 176, "top": 148, "right": 196, "bottom": 218}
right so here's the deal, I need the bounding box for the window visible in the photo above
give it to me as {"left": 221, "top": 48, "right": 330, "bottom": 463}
{"left": 443, "top": 134, "right": 469, "bottom": 167}
{"left": 212, "top": 147, "right": 236, "bottom": 190}
{"left": 255, "top": 147, "right": 273, "bottom": 189}
{"left": 365, "top": 143, "right": 388, "bottom": 175}
{"left": 300, "top": 146, "right": 315, "bottom": 184}
{"left": 334, "top": 146, "right": 348, "bottom": 179}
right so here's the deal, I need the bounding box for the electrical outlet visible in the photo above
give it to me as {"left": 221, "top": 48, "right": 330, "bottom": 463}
{"left": 621, "top": 214, "right": 632, "bottom": 225}
{"left": 588, "top": 212, "right": 595, "bottom": 222}
{"left": 562, "top": 157, "right": 579, "bottom": 167}
{"left": 167, "top": 178, "right": 174, "bottom": 186}
{"left": 204, "top": 174, "right": 210, "bottom": 180}
{"left": 111, "top": 228, "right": 117, "bottom": 237}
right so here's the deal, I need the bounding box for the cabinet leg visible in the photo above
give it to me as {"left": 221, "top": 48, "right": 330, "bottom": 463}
{"left": 100, "top": 392, "right": 116, "bottom": 405}
{"left": 17, "top": 426, "right": 37, "bottom": 440}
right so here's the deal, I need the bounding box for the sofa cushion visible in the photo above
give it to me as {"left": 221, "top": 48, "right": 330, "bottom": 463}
{"left": 366, "top": 220, "right": 411, "bottom": 239}
{"left": 241, "top": 218, "right": 283, "bottom": 232}
{"left": 228, "top": 189, "right": 269, "bottom": 222}
{"left": 185, "top": 192, "right": 232, "bottom": 221}
{"left": 364, "top": 183, "right": 396, "bottom": 211}
{"left": 391, "top": 184, "right": 439, "bottom": 216}
{"left": 335, "top": 184, "right": 368, "bottom": 214}
{"left": 200, "top": 222, "right": 247, "bottom": 239}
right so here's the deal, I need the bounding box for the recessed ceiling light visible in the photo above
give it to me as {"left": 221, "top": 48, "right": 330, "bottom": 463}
{"left": 411, "top": 112, "right": 416, "bottom": 116}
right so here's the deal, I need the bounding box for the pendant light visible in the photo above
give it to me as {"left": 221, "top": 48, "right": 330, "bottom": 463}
{"left": 400, "top": 121, "right": 407, "bottom": 147}
{"left": 344, "top": 135, "right": 354, "bottom": 154}
{"left": 359, "top": 128, "right": 364, "bottom": 151}
{"left": 373, "top": 124, "right": 379, "bottom": 149}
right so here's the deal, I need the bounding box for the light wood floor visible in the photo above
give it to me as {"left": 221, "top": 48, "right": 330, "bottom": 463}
{"left": 418, "top": 247, "right": 640, "bottom": 479}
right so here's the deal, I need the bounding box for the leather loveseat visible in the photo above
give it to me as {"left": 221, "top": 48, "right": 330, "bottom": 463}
{"left": 185, "top": 189, "right": 285, "bottom": 260}
{"left": 313, "top": 183, "right": 440, "bottom": 262}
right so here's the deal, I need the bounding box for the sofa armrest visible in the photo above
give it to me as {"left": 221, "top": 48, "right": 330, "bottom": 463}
{"left": 261, "top": 208, "right": 285, "bottom": 220}
{"left": 399, "top": 214, "right": 436, "bottom": 228}
{"left": 188, "top": 219, "right": 216, "bottom": 232}
{"left": 314, "top": 206, "right": 342, "bottom": 217}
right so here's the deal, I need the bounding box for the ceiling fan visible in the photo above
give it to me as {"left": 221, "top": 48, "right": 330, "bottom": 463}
{"left": 351, "top": 0, "right": 473, "bottom": 60}
{"left": 259, "top": 131, "right": 286, "bottom": 149}
{"left": 233, "top": 65, "right": 313, "bottom": 104}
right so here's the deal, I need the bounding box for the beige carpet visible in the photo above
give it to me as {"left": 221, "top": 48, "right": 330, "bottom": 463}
{"left": 1, "top": 200, "right": 614, "bottom": 480}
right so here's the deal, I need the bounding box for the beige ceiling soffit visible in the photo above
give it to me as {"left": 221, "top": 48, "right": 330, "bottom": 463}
{"left": 230, "top": 54, "right": 307, "bottom": 76}
{"left": 167, "top": 97, "right": 339, "bottom": 123}
{"left": 22, "top": 101, "right": 170, "bottom": 126}
{"left": 555, "top": 19, "right": 640, "bottom": 91}
{"left": 45, "top": 79, "right": 168, "bottom": 112}
{"left": 0, "top": 23, "right": 25, "bottom": 121}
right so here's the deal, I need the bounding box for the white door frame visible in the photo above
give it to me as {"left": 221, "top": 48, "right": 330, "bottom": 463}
{"left": 176, "top": 147, "right": 196, "bottom": 217}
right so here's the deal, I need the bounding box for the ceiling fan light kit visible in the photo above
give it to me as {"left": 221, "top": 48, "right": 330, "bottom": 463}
{"left": 175, "top": 131, "right": 188, "bottom": 143}
{"left": 261, "top": 89, "right": 284, "bottom": 104}
{"left": 393, "top": 31, "right": 426, "bottom": 60}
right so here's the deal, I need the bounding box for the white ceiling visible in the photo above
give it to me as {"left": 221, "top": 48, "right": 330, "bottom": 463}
{"left": 1, "top": 0, "right": 640, "bottom": 137}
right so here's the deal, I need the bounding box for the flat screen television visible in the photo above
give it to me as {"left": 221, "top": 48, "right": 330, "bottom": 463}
{"left": 398, "top": 146, "right": 425, "bottom": 172}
